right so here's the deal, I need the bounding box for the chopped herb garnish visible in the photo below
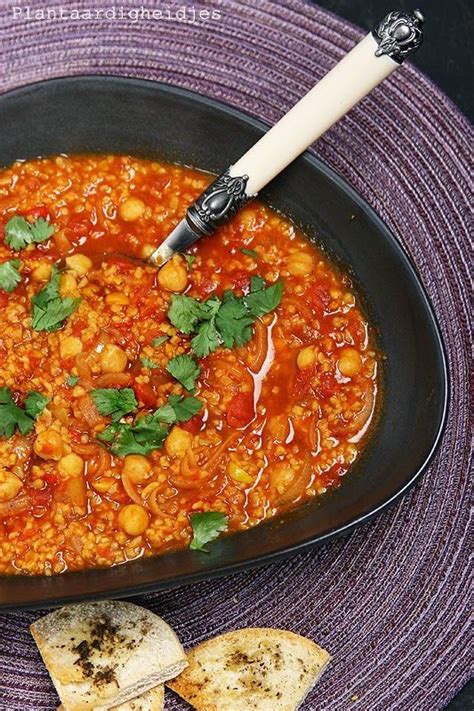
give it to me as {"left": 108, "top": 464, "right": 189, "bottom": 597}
{"left": 151, "top": 335, "right": 169, "bottom": 348}
{"left": 4, "top": 215, "right": 54, "bottom": 251}
{"left": 141, "top": 356, "right": 159, "bottom": 369}
{"left": 0, "top": 259, "right": 21, "bottom": 293}
{"left": 168, "top": 394, "right": 202, "bottom": 422}
{"left": 244, "top": 280, "right": 283, "bottom": 319}
{"left": 166, "top": 354, "right": 201, "bottom": 391}
{"left": 31, "top": 264, "right": 80, "bottom": 332}
{"left": 24, "top": 391, "right": 48, "bottom": 419}
{"left": 66, "top": 374, "right": 79, "bottom": 387}
{"left": 91, "top": 388, "right": 138, "bottom": 422}
{"left": 0, "top": 386, "right": 47, "bottom": 438}
{"left": 189, "top": 511, "right": 228, "bottom": 552}
{"left": 167, "top": 277, "right": 283, "bottom": 358}
{"left": 98, "top": 418, "right": 169, "bottom": 457}
{"left": 97, "top": 393, "right": 202, "bottom": 456}
{"left": 167, "top": 293, "right": 213, "bottom": 335}
{"left": 240, "top": 248, "right": 259, "bottom": 259}
{"left": 182, "top": 253, "right": 195, "bottom": 269}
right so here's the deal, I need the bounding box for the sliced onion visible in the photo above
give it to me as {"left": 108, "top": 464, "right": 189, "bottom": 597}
{"left": 121, "top": 471, "right": 142, "bottom": 504}
{"left": 246, "top": 320, "right": 268, "bottom": 372}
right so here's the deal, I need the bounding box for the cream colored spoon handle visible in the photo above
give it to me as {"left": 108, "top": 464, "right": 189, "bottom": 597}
{"left": 231, "top": 34, "right": 395, "bottom": 195}
{"left": 151, "top": 10, "right": 424, "bottom": 266}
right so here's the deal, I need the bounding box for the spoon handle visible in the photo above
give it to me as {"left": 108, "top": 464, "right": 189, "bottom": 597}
{"left": 151, "top": 9, "right": 424, "bottom": 265}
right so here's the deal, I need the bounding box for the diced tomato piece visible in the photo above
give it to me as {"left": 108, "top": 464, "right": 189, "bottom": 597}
{"left": 44, "top": 472, "right": 58, "bottom": 487}
{"left": 318, "top": 373, "right": 337, "bottom": 399}
{"left": 134, "top": 381, "right": 157, "bottom": 408}
{"left": 0, "top": 293, "right": 9, "bottom": 308}
{"left": 180, "top": 414, "right": 203, "bottom": 435}
{"left": 231, "top": 270, "right": 251, "bottom": 293}
{"left": 307, "top": 284, "right": 330, "bottom": 313}
{"left": 24, "top": 205, "right": 51, "bottom": 220}
{"left": 226, "top": 392, "right": 255, "bottom": 428}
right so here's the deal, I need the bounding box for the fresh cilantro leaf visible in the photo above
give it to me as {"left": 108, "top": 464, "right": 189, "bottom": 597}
{"left": 191, "top": 318, "right": 221, "bottom": 358}
{"left": 240, "top": 248, "right": 259, "bottom": 259}
{"left": 24, "top": 391, "right": 48, "bottom": 419}
{"left": 166, "top": 354, "right": 201, "bottom": 391}
{"left": 182, "top": 253, "right": 195, "bottom": 268}
{"left": 4, "top": 216, "right": 54, "bottom": 251}
{"left": 244, "top": 280, "right": 283, "bottom": 318}
{"left": 150, "top": 403, "right": 177, "bottom": 425}
{"left": 215, "top": 291, "right": 254, "bottom": 348}
{"left": 151, "top": 335, "right": 168, "bottom": 348}
{"left": 250, "top": 275, "right": 265, "bottom": 292}
{"left": 167, "top": 277, "right": 283, "bottom": 358}
{"left": 91, "top": 388, "right": 138, "bottom": 422}
{"left": 141, "top": 357, "right": 159, "bottom": 369}
{"left": 189, "top": 511, "right": 228, "bottom": 552}
{"left": 66, "top": 374, "right": 79, "bottom": 387}
{"left": 168, "top": 294, "right": 209, "bottom": 334}
{"left": 98, "top": 414, "right": 169, "bottom": 457}
{"left": 168, "top": 394, "right": 202, "bottom": 422}
{"left": 31, "top": 264, "right": 80, "bottom": 332}
{"left": 0, "top": 259, "right": 21, "bottom": 293}
{"left": 0, "top": 386, "right": 35, "bottom": 437}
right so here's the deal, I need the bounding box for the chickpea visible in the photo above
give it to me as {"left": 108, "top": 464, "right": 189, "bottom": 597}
{"left": 34, "top": 430, "right": 64, "bottom": 461}
{"left": 59, "top": 335, "right": 83, "bottom": 359}
{"left": 157, "top": 256, "right": 188, "bottom": 293}
{"left": 0, "top": 469, "right": 23, "bottom": 502}
{"left": 118, "top": 504, "right": 149, "bottom": 536}
{"left": 100, "top": 344, "right": 128, "bottom": 373}
{"left": 119, "top": 197, "right": 146, "bottom": 222}
{"left": 165, "top": 426, "right": 193, "bottom": 458}
{"left": 57, "top": 453, "right": 84, "bottom": 478}
{"left": 65, "top": 253, "right": 92, "bottom": 276}
{"left": 338, "top": 347, "right": 362, "bottom": 377}
{"left": 286, "top": 252, "right": 314, "bottom": 277}
{"left": 123, "top": 455, "right": 152, "bottom": 484}
{"left": 297, "top": 345, "right": 317, "bottom": 370}
{"left": 141, "top": 243, "right": 155, "bottom": 259}
{"left": 60, "top": 273, "right": 78, "bottom": 297}
{"left": 31, "top": 262, "right": 52, "bottom": 282}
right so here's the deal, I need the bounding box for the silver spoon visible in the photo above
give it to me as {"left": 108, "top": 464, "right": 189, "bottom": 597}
{"left": 147, "top": 9, "right": 424, "bottom": 266}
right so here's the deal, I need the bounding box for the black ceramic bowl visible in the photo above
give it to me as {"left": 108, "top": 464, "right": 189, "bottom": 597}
{"left": 0, "top": 77, "right": 448, "bottom": 609}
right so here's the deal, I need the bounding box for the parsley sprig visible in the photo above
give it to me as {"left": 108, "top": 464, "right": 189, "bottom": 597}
{"left": 31, "top": 264, "right": 80, "bottom": 332}
{"left": 168, "top": 277, "right": 283, "bottom": 358}
{"left": 0, "top": 386, "right": 48, "bottom": 438}
{"left": 4, "top": 216, "right": 54, "bottom": 251}
{"left": 166, "top": 354, "right": 201, "bottom": 391}
{"left": 91, "top": 388, "right": 138, "bottom": 422}
{"left": 0, "top": 259, "right": 21, "bottom": 293}
{"left": 189, "top": 511, "right": 228, "bottom": 552}
{"left": 97, "top": 391, "right": 202, "bottom": 457}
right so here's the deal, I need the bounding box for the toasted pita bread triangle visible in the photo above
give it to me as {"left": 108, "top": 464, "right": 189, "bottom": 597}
{"left": 167, "top": 628, "right": 330, "bottom": 710}
{"left": 57, "top": 683, "right": 164, "bottom": 711}
{"left": 56, "top": 683, "right": 164, "bottom": 710}
{"left": 31, "top": 601, "right": 186, "bottom": 711}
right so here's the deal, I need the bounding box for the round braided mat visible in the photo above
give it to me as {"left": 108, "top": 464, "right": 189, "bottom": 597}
{"left": 0, "top": 2, "right": 471, "bottom": 709}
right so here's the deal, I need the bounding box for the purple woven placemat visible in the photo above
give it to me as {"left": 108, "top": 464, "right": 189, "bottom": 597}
{"left": 0, "top": 1, "right": 471, "bottom": 709}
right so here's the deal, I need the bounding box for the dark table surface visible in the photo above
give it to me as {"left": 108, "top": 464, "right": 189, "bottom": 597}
{"left": 313, "top": 2, "right": 473, "bottom": 708}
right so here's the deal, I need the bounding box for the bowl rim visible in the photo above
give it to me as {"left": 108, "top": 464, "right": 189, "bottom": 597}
{"left": 0, "top": 75, "right": 450, "bottom": 608}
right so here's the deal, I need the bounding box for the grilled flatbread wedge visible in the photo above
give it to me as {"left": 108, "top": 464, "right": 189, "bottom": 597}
{"left": 167, "top": 627, "right": 330, "bottom": 710}
{"left": 31, "top": 601, "right": 186, "bottom": 711}
{"left": 57, "top": 683, "right": 164, "bottom": 710}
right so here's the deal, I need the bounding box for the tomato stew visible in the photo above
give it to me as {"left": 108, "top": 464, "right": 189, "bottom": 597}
{"left": 0, "top": 155, "right": 379, "bottom": 574}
